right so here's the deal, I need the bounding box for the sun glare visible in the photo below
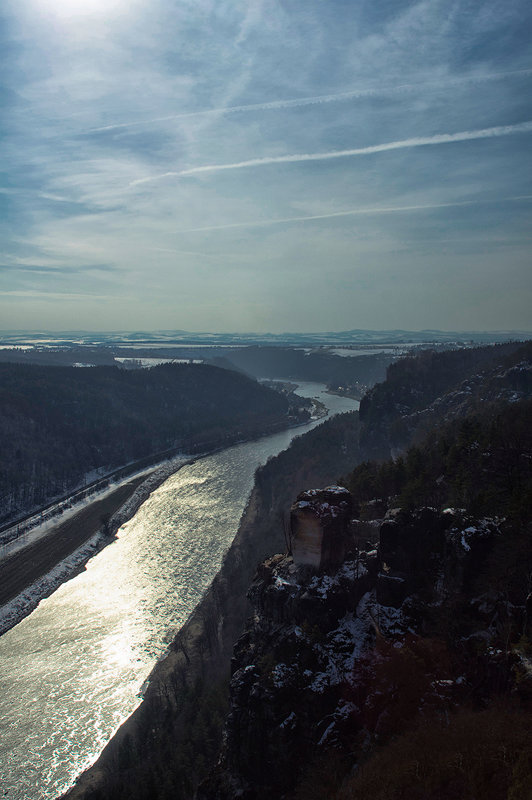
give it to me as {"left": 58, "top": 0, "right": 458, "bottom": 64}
{"left": 35, "top": 0, "right": 130, "bottom": 20}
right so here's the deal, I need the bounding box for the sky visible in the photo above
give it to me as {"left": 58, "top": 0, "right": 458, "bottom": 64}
{"left": 1, "top": 0, "right": 531, "bottom": 333}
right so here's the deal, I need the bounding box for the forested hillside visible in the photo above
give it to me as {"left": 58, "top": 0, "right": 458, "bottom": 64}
{"left": 0, "top": 362, "right": 299, "bottom": 523}
{"left": 347, "top": 399, "right": 532, "bottom": 522}
{"left": 220, "top": 346, "right": 393, "bottom": 394}
{"left": 359, "top": 341, "right": 531, "bottom": 457}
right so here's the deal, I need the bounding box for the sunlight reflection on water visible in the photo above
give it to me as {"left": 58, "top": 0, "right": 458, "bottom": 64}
{"left": 0, "top": 384, "right": 357, "bottom": 799}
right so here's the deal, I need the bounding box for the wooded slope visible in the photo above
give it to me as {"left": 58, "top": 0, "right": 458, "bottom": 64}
{"left": 0, "top": 362, "right": 292, "bottom": 523}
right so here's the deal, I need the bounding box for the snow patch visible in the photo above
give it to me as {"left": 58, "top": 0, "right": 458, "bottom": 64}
{"left": 279, "top": 711, "right": 297, "bottom": 730}
{"left": 318, "top": 720, "right": 336, "bottom": 745}
{"left": 272, "top": 663, "right": 296, "bottom": 688}
{"left": 0, "top": 530, "right": 109, "bottom": 635}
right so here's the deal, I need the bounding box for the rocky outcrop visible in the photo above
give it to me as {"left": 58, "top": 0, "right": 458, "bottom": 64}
{"left": 376, "top": 506, "right": 502, "bottom": 607}
{"left": 200, "top": 490, "right": 521, "bottom": 800}
{"left": 290, "top": 485, "right": 353, "bottom": 570}
{"left": 200, "top": 551, "right": 377, "bottom": 800}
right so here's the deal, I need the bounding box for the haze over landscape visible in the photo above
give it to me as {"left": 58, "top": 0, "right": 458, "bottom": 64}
{"left": 2, "top": 0, "right": 531, "bottom": 333}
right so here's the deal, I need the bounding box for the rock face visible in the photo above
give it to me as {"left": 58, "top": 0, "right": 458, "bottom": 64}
{"left": 199, "top": 551, "right": 376, "bottom": 800}
{"left": 199, "top": 490, "right": 518, "bottom": 800}
{"left": 290, "top": 485, "right": 353, "bottom": 570}
{"left": 377, "top": 507, "right": 503, "bottom": 608}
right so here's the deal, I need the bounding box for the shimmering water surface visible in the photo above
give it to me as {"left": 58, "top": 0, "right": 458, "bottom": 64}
{"left": 0, "top": 384, "right": 357, "bottom": 799}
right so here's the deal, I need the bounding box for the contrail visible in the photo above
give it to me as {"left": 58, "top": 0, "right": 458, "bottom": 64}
{"left": 176, "top": 201, "right": 479, "bottom": 232}
{"left": 131, "top": 121, "right": 532, "bottom": 185}
{"left": 92, "top": 68, "right": 532, "bottom": 133}
{"left": 174, "top": 196, "right": 531, "bottom": 234}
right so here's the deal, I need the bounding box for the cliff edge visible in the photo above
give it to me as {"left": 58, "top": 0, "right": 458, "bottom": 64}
{"left": 200, "top": 493, "right": 531, "bottom": 800}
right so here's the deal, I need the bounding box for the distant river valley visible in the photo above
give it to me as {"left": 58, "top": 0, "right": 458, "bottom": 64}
{"left": 0, "top": 383, "right": 358, "bottom": 800}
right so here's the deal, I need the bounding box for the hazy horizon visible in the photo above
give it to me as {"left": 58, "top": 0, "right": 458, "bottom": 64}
{"left": 2, "top": 0, "right": 531, "bottom": 332}
{"left": 1, "top": 326, "right": 531, "bottom": 340}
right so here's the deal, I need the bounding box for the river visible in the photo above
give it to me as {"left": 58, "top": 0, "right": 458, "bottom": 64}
{"left": 0, "top": 383, "right": 358, "bottom": 800}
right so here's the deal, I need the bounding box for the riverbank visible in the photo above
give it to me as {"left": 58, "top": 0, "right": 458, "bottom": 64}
{"left": 0, "top": 414, "right": 320, "bottom": 638}
{"left": 63, "top": 485, "right": 268, "bottom": 800}
{"left": 0, "top": 454, "right": 196, "bottom": 636}
{"left": 63, "top": 411, "right": 362, "bottom": 800}
{"left": 0, "top": 475, "right": 148, "bottom": 607}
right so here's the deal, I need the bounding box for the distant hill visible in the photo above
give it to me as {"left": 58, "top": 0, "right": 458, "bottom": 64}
{"left": 1, "top": 328, "right": 531, "bottom": 348}
{"left": 221, "top": 346, "right": 393, "bottom": 393}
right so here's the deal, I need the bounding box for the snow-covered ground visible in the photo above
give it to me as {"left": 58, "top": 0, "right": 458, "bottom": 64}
{"left": 330, "top": 348, "right": 400, "bottom": 357}
{"left": 0, "top": 456, "right": 191, "bottom": 562}
{"left": 0, "top": 531, "right": 109, "bottom": 635}
{"left": 0, "top": 454, "right": 193, "bottom": 635}
{"left": 114, "top": 357, "right": 203, "bottom": 367}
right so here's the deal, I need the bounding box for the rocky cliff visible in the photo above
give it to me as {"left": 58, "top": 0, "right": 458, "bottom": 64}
{"left": 199, "top": 345, "right": 532, "bottom": 799}
{"left": 200, "top": 495, "right": 531, "bottom": 800}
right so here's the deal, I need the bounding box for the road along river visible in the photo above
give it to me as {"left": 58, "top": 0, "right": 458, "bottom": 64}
{"left": 0, "top": 383, "right": 358, "bottom": 800}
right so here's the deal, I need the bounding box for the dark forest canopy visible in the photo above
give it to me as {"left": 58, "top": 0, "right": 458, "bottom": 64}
{"left": 358, "top": 340, "right": 532, "bottom": 458}
{"left": 0, "top": 362, "right": 298, "bottom": 523}
{"left": 347, "top": 399, "right": 532, "bottom": 521}
{"left": 360, "top": 340, "right": 530, "bottom": 424}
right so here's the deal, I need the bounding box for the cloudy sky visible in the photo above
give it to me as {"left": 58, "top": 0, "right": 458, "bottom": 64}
{"left": 1, "top": 0, "right": 531, "bottom": 333}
